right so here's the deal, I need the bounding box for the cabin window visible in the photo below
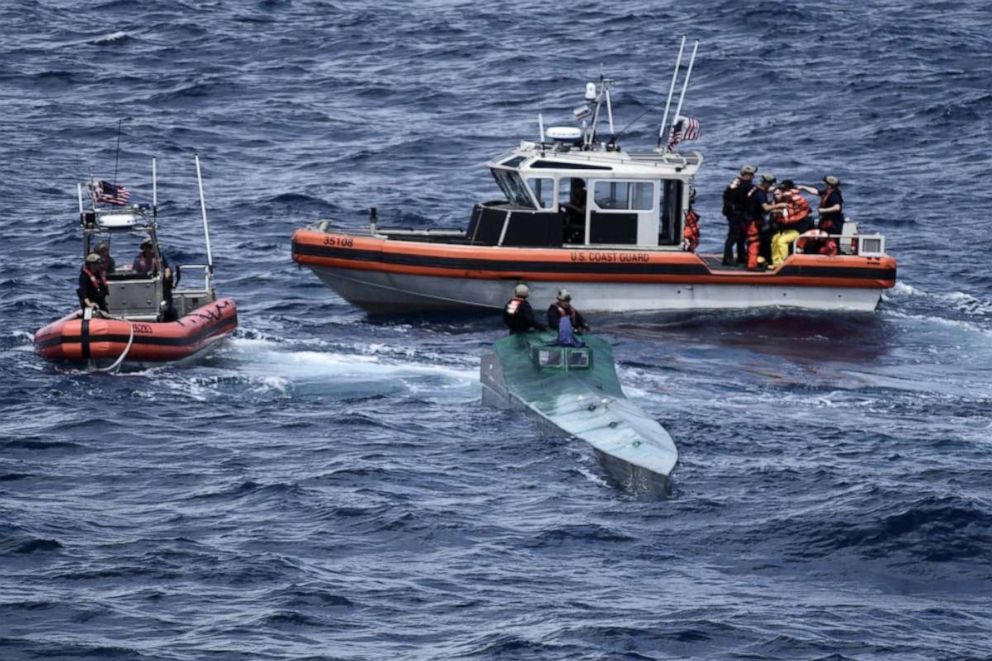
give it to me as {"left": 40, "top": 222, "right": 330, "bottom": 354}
{"left": 592, "top": 181, "right": 654, "bottom": 211}
{"left": 526, "top": 177, "right": 555, "bottom": 210}
{"left": 491, "top": 169, "right": 536, "bottom": 208}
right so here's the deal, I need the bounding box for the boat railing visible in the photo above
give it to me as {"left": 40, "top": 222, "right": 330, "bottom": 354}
{"left": 174, "top": 264, "right": 212, "bottom": 293}
{"left": 795, "top": 231, "right": 886, "bottom": 257}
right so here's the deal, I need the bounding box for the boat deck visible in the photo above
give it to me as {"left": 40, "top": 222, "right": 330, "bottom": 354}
{"left": 699, "top": 254, "right": 754, "bottom": 273}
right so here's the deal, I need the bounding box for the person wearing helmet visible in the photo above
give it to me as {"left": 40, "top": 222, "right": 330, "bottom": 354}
{"left": 77, "top": 252, "right": 109, "bottom": 312}
{"left": 744, "top": 173, "right": 787, "bottom": 271}
{"left": 94, "top": 241, "right": 115, "bottom": 273}
{"left": 546, "top": 289, "right": 589, "bottom": 334}
{"left": 721, "top": 164, "right": 756, "bottom": 265}
{"left": 133, "top": 238, "right": 160, "bottom": 276}
{"left": 815, "top": 175, "right": 844, "bottom": 237}
{"left": 503, "top": 283, "right": 546, "bottom": 334}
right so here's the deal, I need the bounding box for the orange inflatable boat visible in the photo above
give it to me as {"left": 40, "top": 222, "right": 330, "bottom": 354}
{"left": 35, "top": 299, "right": 238, "bottom": 367}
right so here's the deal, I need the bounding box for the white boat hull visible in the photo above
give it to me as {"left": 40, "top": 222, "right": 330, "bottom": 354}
{"left": 310, "top": 265, "right": 883, "bottom": 314}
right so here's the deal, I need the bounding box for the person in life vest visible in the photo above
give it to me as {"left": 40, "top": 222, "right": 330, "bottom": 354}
{"left": 721, "top": 164, "right": 756, "bottom": 265}
{"left": 769, "top": 180, "right": 812, "bottom": 268}
{"left": 503, "top": 283, "right": 546, "bottom": 334}
{"left": 546, "top": 288, "right": 590, "bottom": 334}
{"left": 94, "top": 241, "right": 115, "bottom": 273}
{"left": 77, "top": 252, "right": 109, "bottom": 313}
{"left": 682, "top": 190, "right": 700, "bottom": 252}
{"left": 133, "top": 238, "right": 160, "bottom": 276}
{"left": 814, "top": 175, "right": 844, "bottom": 237}
{"left": 794, "top": 228, "right": 839, "bottom": 256}
{"left": 744, "top": 173, "right": 786, "bottom": 271}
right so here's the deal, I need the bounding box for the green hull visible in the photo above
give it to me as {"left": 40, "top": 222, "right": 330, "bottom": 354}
{"left": 481, "top": 331, "right": 677, "bottom": 494}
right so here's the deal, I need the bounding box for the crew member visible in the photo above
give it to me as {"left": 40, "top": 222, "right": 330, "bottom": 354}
{"left": 562, "top": 178, "right": 587, "bottom": 244}
{"left": 94, "top": 241, "right": 115, "bottom": 273}
{"left": 795, "top": 175, "right": 843, "bottom": 255}
{"left": 744, "top": 173, "right": 785, "bottom": 270}
{"left": 546, "top": 289, "right": 590, "bottom": 333}
{"left": 769, "top": 180, "right": 812, "bottom": 268}
{"left": 133, "top": 238, "right": 160, "bottom": 275}
{"left": 78, "top": 252, "right": 109, "bottom": 313}
{"left": 816, "top": 175, "right": 844, "bottom": 237}
{"left": 721, "top": 165, "right": 755, "bottom": 265}
{"left": 504, "top": 283, "right": 546, "bottom": 334}
{"left": 682, "top": 190, "right": 700, "bottom": 253}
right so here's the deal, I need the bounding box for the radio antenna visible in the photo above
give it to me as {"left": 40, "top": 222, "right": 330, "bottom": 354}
{"left": 112, "top": 118, "right": 128, "bottom": 185}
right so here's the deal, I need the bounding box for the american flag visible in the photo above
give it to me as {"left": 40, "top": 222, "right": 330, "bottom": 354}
{"left": 93, "top": 179, "right": 130, "bottom": 206}
{"left": 667, "top": 116, "right": 701, "bottom": 151}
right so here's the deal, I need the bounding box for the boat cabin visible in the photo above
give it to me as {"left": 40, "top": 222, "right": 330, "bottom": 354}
{"left": 80, "top": 179, "right": 216, "bottom": 321}
{"left": 467, "top": 142, "right": 701, "bottom": 250}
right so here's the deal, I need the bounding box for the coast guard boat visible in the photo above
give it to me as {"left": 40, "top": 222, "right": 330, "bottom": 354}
{"left": 292, "top": 45, "right": 895, "bottom": 314}
{"left": 482, "top": 330, "right": 677, "bottom": 495}
{"left": 34, "top": 157, "right": 237, "bottom": 370}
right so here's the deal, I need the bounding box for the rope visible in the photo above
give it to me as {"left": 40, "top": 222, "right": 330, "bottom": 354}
{"left": 91, "top": 316, "right": 135, "bottom": 374}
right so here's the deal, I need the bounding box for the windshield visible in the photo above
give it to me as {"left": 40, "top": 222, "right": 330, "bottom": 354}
{"left": 491, "top": 169, "right": 536, "bottom": 208}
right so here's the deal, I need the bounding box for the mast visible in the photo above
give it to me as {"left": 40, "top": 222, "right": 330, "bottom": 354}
{"left": 194, "top": 155, "right": 214, "bottom": 277}
{"left": 668, "top": 40, "right": 699, "bottom": 145}
{"left": 658, "top": 36, "right": 686, "bottom": 149}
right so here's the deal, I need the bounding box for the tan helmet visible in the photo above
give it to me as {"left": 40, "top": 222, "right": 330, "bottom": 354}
{"left": 85, "top": 253, "right": 101, "bottom": 264}
{"left": 514, "top": 283, "right": 529, "bottom": 298}
{"left": 556, "top": 288, "right": 572, "bottom": 302}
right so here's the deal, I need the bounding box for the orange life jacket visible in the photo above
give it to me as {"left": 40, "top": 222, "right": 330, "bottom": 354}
{"left": 682, "top": 209, "right": 700, "bottom": 251}
{"left": 505, "top": 297, "right": 524, "bottom": 315}
{"left": 83, "top": 266, "right": 107, "bottom": 289}
{"left": 772, "top": 190, "right": 810, "bottom": 227}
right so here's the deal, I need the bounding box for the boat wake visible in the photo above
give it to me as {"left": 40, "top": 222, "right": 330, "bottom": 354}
{"left": 161, "top": 337, "right": 479, "bottom": 402}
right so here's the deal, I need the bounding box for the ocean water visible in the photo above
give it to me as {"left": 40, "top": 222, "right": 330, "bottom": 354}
{"left": 2, "top": 1, "right": 992, "bottom": 659}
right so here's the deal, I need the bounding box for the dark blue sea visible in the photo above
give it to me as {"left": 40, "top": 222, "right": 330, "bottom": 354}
{"left": 3, "top": 1, "right": 992, "bottom": 659}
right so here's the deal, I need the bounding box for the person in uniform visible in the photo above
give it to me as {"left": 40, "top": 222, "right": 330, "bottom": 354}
{"left": 94, "top": 241, "right": 115, "bottom": 273}
{"left": 133, "top": 238, "right": 160, "bottom": 276}
{"left": 744, "top": 173, "right": 786, "bottom": 270}
{"left": 815, "top": 175, "right": 844, "bottom": 237}
{"left": 78, "top": 252, "right": 109, "bottom": 313}
{"left": 562, "top": 178, "right": 587, "bottom": 244}
{"left": 722, "top": 165, "right": 756, "bottom": 265}
{"left": 503, "top": 283, "right": 546, "bottom": 334}
{"left": 796, "top": 175, "right": 843, "bottom": 255}
{"left": 546, "top": 289, "right": 590, "bottom": 333}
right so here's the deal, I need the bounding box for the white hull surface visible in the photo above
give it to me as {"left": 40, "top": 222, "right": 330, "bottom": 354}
{"left": 310, "top": 265, "right": 883, "bottom": 314}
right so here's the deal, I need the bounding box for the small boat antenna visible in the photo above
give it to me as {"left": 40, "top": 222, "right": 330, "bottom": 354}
{"left": 151, "top": 157, "right": 158, "bottom": 220}
{"left": 657, "top": 37, "right": 698, "bottom": 150}
{"left": 602, "top": 68, "right": 615, "bottom": 136}
{"left": 538, "top": 112, "right": 545, "bottom": 143}
{"left": 668, "top": 40, "right": 699, "bottom": 145}
{"left": 112, "top": 117, "right": 129, "bottom": 186}
{"left": 77, "top": 183, "right": 85, "bottom": 225}
{"left": 658, "top": 37, "right": 686, "bottom": 149}
{"left": 194, "top": 154, "right": 214, "bottom": 275}
{"left": 586, "top": 73, "right": 615, "bottom": 147}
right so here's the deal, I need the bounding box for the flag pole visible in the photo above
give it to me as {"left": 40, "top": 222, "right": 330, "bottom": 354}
{"left": 194, "top": 154, "right": 214, "bottom": 275}
{"left": 152, "top": 157, "right": 158, "bottom": 219}
{"left": 668, "top": 40, "right": 699, "bottom": 142}
{"left": 658, "top": 36, "right": 686, "bottom": 149}
{"left": 112, "top": 118, "right": 125, "bottom": 186}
